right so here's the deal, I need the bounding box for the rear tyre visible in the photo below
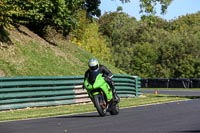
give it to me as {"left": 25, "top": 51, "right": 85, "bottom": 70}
{"left": 94, "top": 94, "right": 107, "bottom": 116}
{"left": 110, "top": 103, "right": 119, "bottom": 115}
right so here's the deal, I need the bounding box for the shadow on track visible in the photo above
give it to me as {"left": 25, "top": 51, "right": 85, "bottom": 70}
{"left": 154, "top": 95, "right": 200, "bottom": 99}
{"left": 173, "top": 130, "right": 200, "bottom": 132}
{"left": 54, "top": 114, "right": 101, "bottom": 119}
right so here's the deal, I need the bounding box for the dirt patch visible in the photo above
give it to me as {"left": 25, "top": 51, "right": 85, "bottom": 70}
{"left": 0, "top": 70, "right": 6, "bottom": 76}
{"left": 9, "top": 25, "right": 50, "bottom": 47}
{"left": 0, "top": 26, "right": 13, "bottom": 45}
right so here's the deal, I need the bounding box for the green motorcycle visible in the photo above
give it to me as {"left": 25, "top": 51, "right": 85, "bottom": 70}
{"left": 84, "top": 73, "right": 119, "bottom": 116}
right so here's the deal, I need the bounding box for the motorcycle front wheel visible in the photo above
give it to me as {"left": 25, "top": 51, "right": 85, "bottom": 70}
{"left": 94, "top": 94, "right": 107, "bottom": 116}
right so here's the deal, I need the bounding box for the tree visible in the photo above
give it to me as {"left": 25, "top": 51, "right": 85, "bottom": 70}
{"left": 131, "top": 42, "right": 159, "bottom": 78}
{"left": 0, "top": 0, "right": 19, "bottom": 27}
{"left": 84, "top": 0, "right": 101, "bottom": 17}
{"left": 84, "top": 0, "right": 173, "bottom": 18}
{"left": 0, "top": 0, "right": 172, "bottom": 36}
{"left": 99, "top": 10, "right": 200, "bottom": 78}
{"left": 0, "top": 0, "right": 86, "bottom": 36}
{"left": 138, "top": 0, "right": 172, "bottom": 15}
{"left": 99, "top": 12, "right": 138, "bottom": 70}
{"left": 157, "top": 29, "right": 200, "bottom": 78}
{"left": 70, "top": 10, "right": 112, "bottom": 62}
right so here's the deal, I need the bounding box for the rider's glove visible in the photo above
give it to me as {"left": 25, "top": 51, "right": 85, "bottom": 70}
{"left": 104, "top": 76, "right": 112, "bottom": 81}
{"left": 104, "top": 76, "right": 109, "bottom": 81}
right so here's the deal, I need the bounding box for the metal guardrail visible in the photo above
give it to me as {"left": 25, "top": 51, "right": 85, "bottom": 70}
{"left": 141, "top": 78, "right": 200, "bottom": 88}
{"left": 0, "top": 74, "right": 141, "bottom": 111}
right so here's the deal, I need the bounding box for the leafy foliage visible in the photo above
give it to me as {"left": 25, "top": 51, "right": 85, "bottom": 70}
{"left": 139, "top": 0, "right": 172, "bottom": 15}
{"left": 0, "top": 0, "right": 91, "bottom": 35}
{"left": 99, "top": 12, "right": 138, "bottom": 68}
{"left": 0, "top": 0, "right": 173, "bottom": 29}
{"left": 84, "top": 0, "right": 101, "bottom": 17}
{"left": 99, "top": 11, "right": 200, "bottom": 78}
{"left": 70, "top": 10, "right": 112, "bottom": 62}
{"left": 0, "top": 0, "right": 16, "bottom": 27}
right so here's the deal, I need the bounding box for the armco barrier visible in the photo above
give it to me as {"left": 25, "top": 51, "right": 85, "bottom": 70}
{"left": 141, "top": 78, "right": 200, "bottom": 88}
{"left": 191, "top": 78, "right": 200, "bottom": 88}
{"left": 0, "top": 74, "right": 141, "bottom": 111}
{"left": 147, "top": 78, "right": 169, "bottom": 88}
{"left": 169, "top": 78, "right": 191, "bottom": 88}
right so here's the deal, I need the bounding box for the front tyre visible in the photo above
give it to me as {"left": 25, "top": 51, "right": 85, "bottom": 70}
{"left": 94, "top": 94, "right": 107, "bottom": 116}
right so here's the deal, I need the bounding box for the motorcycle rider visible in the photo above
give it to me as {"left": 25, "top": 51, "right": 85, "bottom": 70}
{"left": 83, "top": 58, "right": 120, "bottom": 103}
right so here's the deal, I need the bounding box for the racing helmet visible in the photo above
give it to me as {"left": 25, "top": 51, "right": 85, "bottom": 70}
{"left": 88, "top": 58, "right": 99, "bottom": 71}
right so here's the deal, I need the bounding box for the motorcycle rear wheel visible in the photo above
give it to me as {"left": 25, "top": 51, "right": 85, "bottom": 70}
{"left": 109, "top": 103, "right": 119, "bottom": 115}
{"left": 94, "top": 94, "right": 107, "bottom": 116}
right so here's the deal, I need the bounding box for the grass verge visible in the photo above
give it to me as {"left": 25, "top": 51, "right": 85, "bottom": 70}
{"left": 0, "top": 94, "right": 192, "bottom": 122}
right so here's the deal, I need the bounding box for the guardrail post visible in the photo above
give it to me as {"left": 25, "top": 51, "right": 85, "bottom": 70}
{"left": 133, "top": 76, "right": 141, "bottom": 96}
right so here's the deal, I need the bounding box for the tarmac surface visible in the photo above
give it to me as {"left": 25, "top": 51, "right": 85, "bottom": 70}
{"left": 0, "top": 90, "right": 200, "bottom": 133}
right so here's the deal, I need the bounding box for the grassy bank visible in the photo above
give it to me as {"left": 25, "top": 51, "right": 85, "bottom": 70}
{"left": 0, "top": 26, "right": 124, "bottom": 76}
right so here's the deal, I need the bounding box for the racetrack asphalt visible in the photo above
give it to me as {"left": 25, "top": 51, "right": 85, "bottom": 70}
{"left": 0, "top": 91, "right": 200, "bottom": 133}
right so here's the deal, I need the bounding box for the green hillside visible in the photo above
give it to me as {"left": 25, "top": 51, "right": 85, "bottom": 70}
{"left": 0, "top": 25, "right": 124, "bottom": 76}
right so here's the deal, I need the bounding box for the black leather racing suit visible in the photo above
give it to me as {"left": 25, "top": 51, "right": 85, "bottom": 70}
{"left": 84, "top": 64, "right": 118, "bottom": 99}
